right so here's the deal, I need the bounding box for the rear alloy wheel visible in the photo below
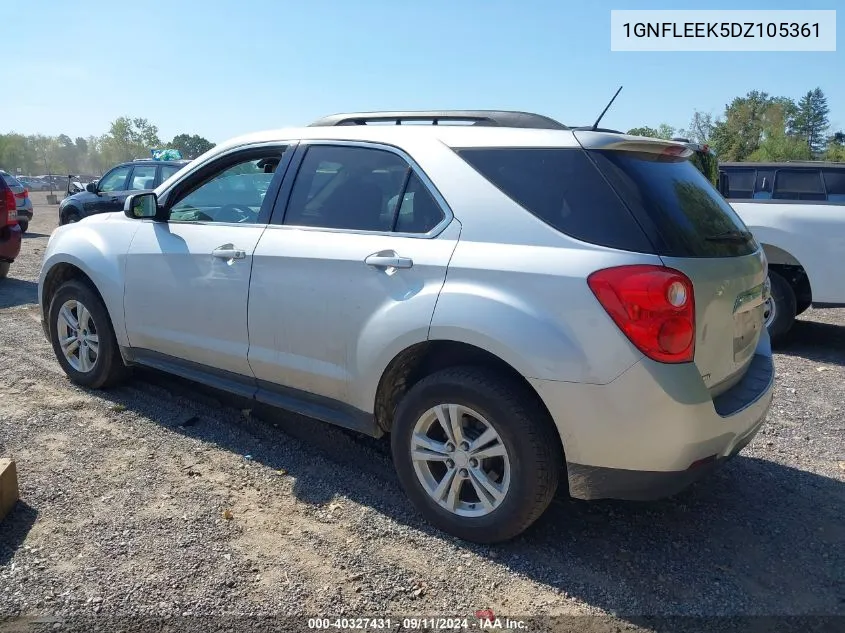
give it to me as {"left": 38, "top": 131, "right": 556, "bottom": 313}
{"left": 48, "top": 280, "right": 130, "bottom": 388}
{"left": 391, "top": 366, "right": 561, "bottom": 543}
{"left": 765, "top": 270, "right": 796, "bottom": 344}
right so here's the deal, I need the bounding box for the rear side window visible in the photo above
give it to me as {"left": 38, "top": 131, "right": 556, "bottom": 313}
{"left": 773, "top": 169, "right": 825, "bottom": 201}
{"left": 456, "top": 148, "right": 653, "bottom": 253}
{"left": 590, "top": 151, "right": 757, "bottom": 258}
{"left": 822, "top": 169, "right": 845, "bottom": 201}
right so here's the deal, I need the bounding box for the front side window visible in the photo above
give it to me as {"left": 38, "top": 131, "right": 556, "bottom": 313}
{"left": 129, "top": 165, "right": 157, "bottom": 190}
{"left": 97, "top": 165, "right": 131, "bottom": 193}
{"left": 168, "top": 151, "right": 285, "bottom": 224}
{"left": 773, "top": 169, "right": 825, "bottom": 201}
{"left": 283, "top": 145, "right": 444, "bottom": 233}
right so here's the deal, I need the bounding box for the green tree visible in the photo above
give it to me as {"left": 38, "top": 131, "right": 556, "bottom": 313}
{"left": 825, "top": 131, "right": 845, "bottom": 161}
{"left": 101, "top": 117, "right": 162, "bottom": 163}
{"left": 627, "top": 126, "right": 659, "bottom": 138}
{"left": 748, "top": 101, "right": 812, "bottom": 162}
{"left": 682, "top": 111, "right": 714, "bottom": 144}
{"left": 710, "top": 91, "right": 786, "bottom": 161}
{"left": 793, "top": 88, "right": 830, "bottom": 155}
{"left": 170, "top": 133, "right": 215, "bottom": 159}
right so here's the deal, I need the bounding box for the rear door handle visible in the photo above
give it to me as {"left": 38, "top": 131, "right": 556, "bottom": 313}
{"left": 365, "top": 253, "right": 413, "bottom": 270}
{"left": 212, "top": 247, "right": 247, "bottom": 260}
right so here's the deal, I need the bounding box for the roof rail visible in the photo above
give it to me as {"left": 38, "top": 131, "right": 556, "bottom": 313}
{"left": 308, "top": 110, "right": 568, "bottom": 130}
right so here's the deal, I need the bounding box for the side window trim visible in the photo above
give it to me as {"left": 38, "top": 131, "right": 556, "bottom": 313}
{"left": 267, "top": 140, "right": 453, "bottom": 239}
{"left": 159, "top": 142, "right": 297, "bottom": 225}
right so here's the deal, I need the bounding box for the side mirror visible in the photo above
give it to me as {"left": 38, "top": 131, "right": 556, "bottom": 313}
{"left": 86, "top": 182, "right": 97, "bottom": 194}
{"left": 124, "top": 192, "right": 163, "bottom": 221}
{"left": 718, "top": 172, "right": 730, "bottom": 198}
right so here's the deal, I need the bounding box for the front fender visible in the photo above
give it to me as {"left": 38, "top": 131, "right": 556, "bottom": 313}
{"left": 39, "top": 217, "right": 140, "bottom": 347}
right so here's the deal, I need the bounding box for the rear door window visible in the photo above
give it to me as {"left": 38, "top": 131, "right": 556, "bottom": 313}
{"left": 773, "top": 169, "right": 825, "bottom": 201}
{"left": 724, "top": 168, "right": 755, "bottom": 199}
{"left": 456, "top": 148, "right": 653, "bottom": 253}
{"left": 589, "top": 150, "right": 757, "bottom": 258}
{"left": 129, "top": 164, "right": 157, "bottom": 190}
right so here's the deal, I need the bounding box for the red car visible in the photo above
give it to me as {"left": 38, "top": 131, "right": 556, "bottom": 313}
{"left": 0, "top": 174, "right": 22, "bottom": 279}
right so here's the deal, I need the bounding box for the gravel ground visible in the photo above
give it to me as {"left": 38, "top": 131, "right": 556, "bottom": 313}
{"left": 1, "top": 193, "right": 843, "bottom": 632}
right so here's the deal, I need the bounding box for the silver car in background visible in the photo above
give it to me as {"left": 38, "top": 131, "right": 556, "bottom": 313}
{"left": 38, "top": 110, "right": 775, "bottom": 543}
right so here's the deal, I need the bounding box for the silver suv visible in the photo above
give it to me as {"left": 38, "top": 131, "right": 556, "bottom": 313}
{"left": 38, "top": 111, "right": 774, "bottom": 543}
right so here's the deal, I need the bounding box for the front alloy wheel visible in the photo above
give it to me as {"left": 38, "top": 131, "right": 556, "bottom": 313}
{"left": 411, "top": 404, "right": 511, "bottom": 517}
{"left": 56, "top": 299, "right": 100, "bottom": 373}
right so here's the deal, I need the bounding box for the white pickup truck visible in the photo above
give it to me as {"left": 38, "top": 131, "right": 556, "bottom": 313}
{"left": 720, "top": 161, "right": 845, "bottom": 342}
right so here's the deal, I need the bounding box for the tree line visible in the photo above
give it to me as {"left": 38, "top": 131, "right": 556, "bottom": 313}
{"left": 3, "top": 88, "right": 842, "bottom": 177}
{"left": 0, "top": 117, "right": 215, "bottom": 176}
{"left": 629, "top": 87, "right": 845, "bottom": 162}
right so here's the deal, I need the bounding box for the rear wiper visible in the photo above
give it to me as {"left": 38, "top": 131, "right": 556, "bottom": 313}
{"left": 705, "top": 230, "right": 753, "bottom": 243}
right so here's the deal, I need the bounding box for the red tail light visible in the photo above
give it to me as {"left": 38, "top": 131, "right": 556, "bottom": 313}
{"left": 588, "top": 265, "right": 695, "bottom": 363}
{"left": 2, "top": 187, "right": 17, "bottom": 225}
{"left": 14, "top": 188, "right": 28, "bottom": 199}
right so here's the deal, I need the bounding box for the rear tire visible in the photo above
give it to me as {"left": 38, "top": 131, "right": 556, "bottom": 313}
{"left": 795, "top": 299, "right": 811, "bottom": 316}
{"left": 765, "top": 270, "right": 796, "bottom": 344}
{"left": 0, "top": 262, "right": 9, "bottom": 279}
{"left": 48, "top": 280, "right": 130, "bottom": 389}
{"left": 18, "top": 220, "right": 28, "bottom": 234}
{"left": 391, "top": 366, "right": 561, "bottom": 543}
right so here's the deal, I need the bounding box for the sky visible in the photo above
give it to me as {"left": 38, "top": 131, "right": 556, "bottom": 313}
{"left": 7, "top": 0, "right": 843, "bottom": 143}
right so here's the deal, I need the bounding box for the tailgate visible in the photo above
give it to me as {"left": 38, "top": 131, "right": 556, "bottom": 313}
{"left": 662, "top": 249, "right": 768, "bottom": 395}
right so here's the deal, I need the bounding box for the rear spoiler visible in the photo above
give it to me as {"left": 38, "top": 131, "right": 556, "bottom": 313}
{"left": 572, "top": 131, "right": 693, "bottom": 158}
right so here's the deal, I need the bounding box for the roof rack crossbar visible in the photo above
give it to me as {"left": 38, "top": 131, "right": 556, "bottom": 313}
{"left": 308, "top": 110, "right": 568, "bottom": 130}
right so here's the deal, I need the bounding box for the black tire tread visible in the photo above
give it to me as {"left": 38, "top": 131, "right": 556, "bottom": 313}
{"left": 767, "top": 270, "right": 796, "bottom": 344}
{"left": 392, "top": 365, "right": 562, "bottom": 543}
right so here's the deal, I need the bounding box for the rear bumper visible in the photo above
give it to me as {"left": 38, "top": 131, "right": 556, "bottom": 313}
{"left": 0, "top": 224, "right": 23, "bottom": 262}
{"left": 530, "top": 339, "right": 774, "bottom": 501}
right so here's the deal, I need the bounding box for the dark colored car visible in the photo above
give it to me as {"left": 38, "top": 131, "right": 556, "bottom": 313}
{"left": 58, "top": 159, "right": 190, "bottom": 225}
{"left": 0, "top": 174, "right": 23, "bottom": 279}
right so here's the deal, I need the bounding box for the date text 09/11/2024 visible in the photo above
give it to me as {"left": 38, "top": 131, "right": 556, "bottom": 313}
{"left": 307, "top": 616, "right": 528, "bottom": 629}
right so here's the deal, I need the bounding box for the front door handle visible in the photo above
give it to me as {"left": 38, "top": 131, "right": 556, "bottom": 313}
{"left": 212, "top": 246, "right": 247, "bottom": 260}
{"left": 365, "top": 253, "right": 413, "bottom": 270}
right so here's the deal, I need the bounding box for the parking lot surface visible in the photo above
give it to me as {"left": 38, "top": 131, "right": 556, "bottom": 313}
{"left": 1, "top": 193, "right": 843, "bottom": 631}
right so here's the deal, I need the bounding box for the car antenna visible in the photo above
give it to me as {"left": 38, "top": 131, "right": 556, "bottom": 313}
{"left": 591, "top": 86, "right": 623, "bottom": 131}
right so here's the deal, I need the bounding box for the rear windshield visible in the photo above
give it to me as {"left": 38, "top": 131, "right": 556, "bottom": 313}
{"left": 588, "top": 150, "right": 757, "bottom": 258}
{"left": 456, "top": 147, "right": 756, "bottom": 258}
{"left": 455, "top": 148, "right": 653, "bottom": 253}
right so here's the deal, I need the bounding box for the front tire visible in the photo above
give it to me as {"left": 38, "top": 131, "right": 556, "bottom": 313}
{"left": 391, "top": 366, "right": 561, "bottom": 543}
{"left": 48, "top": 280, "right": 130, "bottom": 388}
{"left": 765, "top": 270, "right": 796, "bottom": 344}
{"left": 62, "top": 209, "right": 80, "bottom": 225}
